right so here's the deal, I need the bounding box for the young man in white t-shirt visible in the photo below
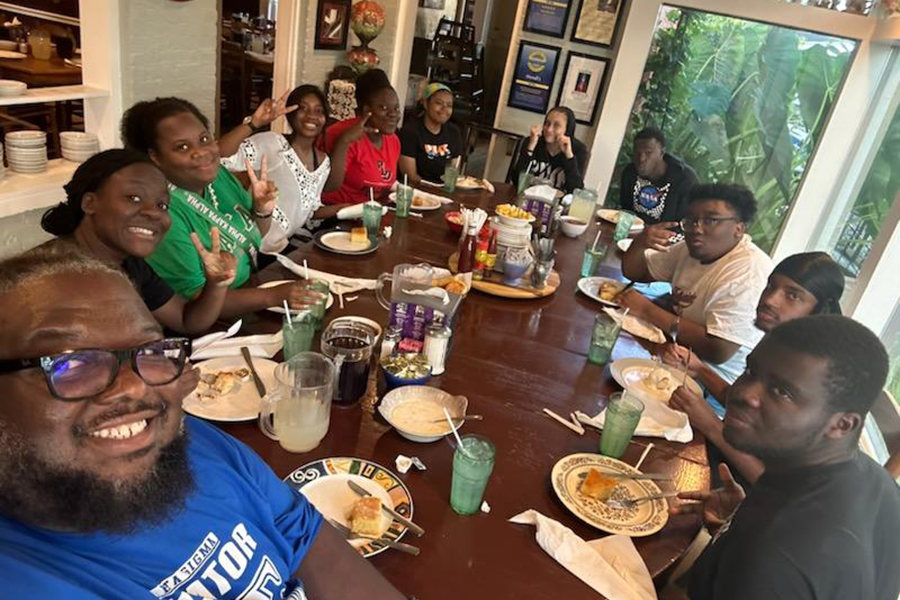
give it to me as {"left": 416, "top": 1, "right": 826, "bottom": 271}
{"left": 620, "top": 183, "right": 774, "bottom": 413}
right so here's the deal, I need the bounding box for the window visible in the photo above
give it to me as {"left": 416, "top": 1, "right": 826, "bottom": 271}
{"left": 607, "top": 6, "right": 857, "bottom": 253}
{"left": 883, "top": 304, "right": 900, "bottom": 405}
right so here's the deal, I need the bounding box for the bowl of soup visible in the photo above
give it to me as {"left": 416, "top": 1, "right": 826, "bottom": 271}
{"left": 378, "top": 385, "right": 468, "bottom": 443}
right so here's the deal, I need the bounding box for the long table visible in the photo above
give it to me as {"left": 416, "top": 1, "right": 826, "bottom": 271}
{"left": 219, "top": 183, "right": 709, "bottom": 600}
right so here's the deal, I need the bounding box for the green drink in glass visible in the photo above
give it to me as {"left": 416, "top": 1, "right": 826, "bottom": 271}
{"left": 395, "top": 183, "right": 414, "bottom": 218}
{"left": 450, "top": 434, "right": 496, "bottom": 515}
{"left": 614, "top": 212, "right": 636, "bottom": 242}
{"left": 600, "top": 392, "right": 644, "bottom": 459}
{"left": 588, "top": 312, "right": 622, "bottom": 365}
{"left": 282, "top": 311, "right": 316, "bottom": 360}
{"left": 443, "top": 163, "right": 459, "bottom": 193}
{"left": 363, "top": 201, "right": 382, "bottom": 240}
{"left": 580, "top": 242, "right": 608, "bottom": 278}
{"left": 295, "top": 279, "right": 330, "bottom": 329}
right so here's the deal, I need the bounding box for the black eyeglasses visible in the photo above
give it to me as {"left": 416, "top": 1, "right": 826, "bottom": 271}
{"left": 0, "top": 338, "right": 191, "bottom": 401}
{"left": 680, "top": 216, "right": 741, "bottom": 230}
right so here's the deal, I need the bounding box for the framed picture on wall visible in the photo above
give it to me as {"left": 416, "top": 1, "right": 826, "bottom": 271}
{"left": 523, "top": 0, "right": 573, "bottom": 39}
{"left": 507, "top": 40, "right": 561, "bottom": 114}
{"left": 556, "top": 52, "right": 610, "bottom": 125}
{"left": 570, "top": 0, "right": 625, "bottom": 48}
{"left": 315, "top": 0, "right": 352, "bottom": 50}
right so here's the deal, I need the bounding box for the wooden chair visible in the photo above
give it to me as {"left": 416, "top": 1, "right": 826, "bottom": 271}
{"left": 458, "top": 123, "right": 524, "bottom": 183}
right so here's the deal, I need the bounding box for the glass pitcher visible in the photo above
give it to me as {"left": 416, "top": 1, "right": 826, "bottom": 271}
{"left": 258, "top": 352, "right": 336, "bottom": 453}
{"left": 375, "top": 262, "right": 434, "bottom": 309}
{"left": 568, "top": 188, "right": 598, "bottom": 224}
{"left": 28, "top": 29, "right": 52, "bottom": 60}
{"left": 321, "top": 321, "right": 377, "bottom": 405}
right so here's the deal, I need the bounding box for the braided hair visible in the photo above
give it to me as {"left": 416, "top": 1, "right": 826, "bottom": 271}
{"left": 41, "top": 149, "right": 158, "bottom": 236}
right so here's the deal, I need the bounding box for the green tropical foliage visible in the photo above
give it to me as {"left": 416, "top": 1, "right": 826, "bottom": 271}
{"left": 606, "top": 8, "right": 857, "bottom": 253}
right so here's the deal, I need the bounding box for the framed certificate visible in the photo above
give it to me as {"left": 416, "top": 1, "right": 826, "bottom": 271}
{"left": 523, "top": 0, "right": 573, "bottom": 39}
{"left": 556, "top": 52, "right": 610, "bottom": 125}
{"left": 507, "top": 41, "right": 562, "bottom": 114}
{"left": 571, "top": 0, "right": 625, "bottom": 48}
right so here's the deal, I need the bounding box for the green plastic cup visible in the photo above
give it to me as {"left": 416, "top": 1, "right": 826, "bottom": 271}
{"left": 282, "top": 312, "right": 316, "bottom": 360}
{"left": 450, "top": 434, "right": 495, "bottom": 515}
{"left": 580, "top": 242, "right": 608, "bottom": 277}
{"left": 363, "top": 201, "right": 382, "bottom": 240}
{"left": 395, "top": 183, "right": 414, "bottom": 218}
{"left": 614, "top": 212, "right": 636, "bottom": 242}
{"left": 295, "top": 279, "right": 330, "bottom": 329}
{"left": 443, "top": 164, "right": 459, "bottom": 193}
{"left": 600, "top": 392, "right": 644, "bottom": 459}
{"left": 588, "top": 312, "right": 622, "bottom": 365}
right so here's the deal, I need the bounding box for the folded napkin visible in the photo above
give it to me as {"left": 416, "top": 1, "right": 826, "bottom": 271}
{"left": 413, "top": 188, "right": 454, "bottom": 205}
{"left": 336, "top": 204, "right": 388, "bottom": 220}
{"left": 275, "top": 254, "right": 377, "bottom": 294}
{"left": 603, "top": 307, "right": 666, "bottom": 344}
{"left": 576, "top": 393, "right": 694, "bottom": 442}
{"left": 524, "top": 184, "right": 560, "bottom": 203}
{"left": 191, "top": 331, "right": 283, "bottom": 361}
{"left": 510, "top": 510, "right": 656, "bottom": 600}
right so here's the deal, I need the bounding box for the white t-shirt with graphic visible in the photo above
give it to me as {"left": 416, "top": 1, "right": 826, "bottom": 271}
{"left": 646, "top": 235, "right": 774, "bottom": 384}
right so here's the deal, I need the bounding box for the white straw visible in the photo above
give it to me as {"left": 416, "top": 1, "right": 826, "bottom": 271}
{"left": 444, "top": 407, "right": 472, "bottom": 457}
{"left": 591, "top": 229, "right": 602, "bottom": 252}
{"left": 369, "top": 188, "right": 375, "bottom": 203}
{"left": 283, "top": 300, "right": 293, "bottom": 328}
{"left": 543, "top": 408, "right": 584, "bottom": 435}
{"left": 302, "top": 259, "right": 309, "bottom": 280}
{"left": 404, "top": 173, "right": 408, "bottom": 187}
{"left": 635, "top": 442, "right": 654, "bottom": 471}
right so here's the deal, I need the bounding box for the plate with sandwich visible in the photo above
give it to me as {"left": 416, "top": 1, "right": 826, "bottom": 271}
{"left": 313, "top": 228, "right": 380, "bottom": 255}
{"left": 551, "top": 453, "right": 668, "bottom": 536}
{"left": 284, "top": 457, "right": 413, "bottom": 558}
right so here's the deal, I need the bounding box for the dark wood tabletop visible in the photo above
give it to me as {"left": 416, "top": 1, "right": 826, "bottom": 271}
{"left": 218, "top": 183, "right": 709, "bottom": 600}
{"left": 0, "top": 54, "right": 81, "bottom": 87}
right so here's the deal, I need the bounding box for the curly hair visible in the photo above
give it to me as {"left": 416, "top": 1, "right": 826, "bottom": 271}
{"left": 120, "top": 97, "right": 210, "bottom": 154}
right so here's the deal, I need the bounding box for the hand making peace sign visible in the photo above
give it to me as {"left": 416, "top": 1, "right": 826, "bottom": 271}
{"left": 245, "top": 156, "right": 279, "bottom": 217}
{"left": 190, "top": 226, "right": 238, "bottom": 288}
{"left": 249, "top": 90, "right": 298, "bottom": 129}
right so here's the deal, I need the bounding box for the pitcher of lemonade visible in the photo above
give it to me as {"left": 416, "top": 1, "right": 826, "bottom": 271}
{"left": 568, "top": 188, "right": 598, "bottom": 224}
{"left": 258, "top": 352, "right": 336, "bottom": 453}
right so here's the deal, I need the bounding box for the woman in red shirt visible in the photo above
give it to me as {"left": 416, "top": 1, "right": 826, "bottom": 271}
{"left": 322, "top": 69, "right": 401, "bottom": 205}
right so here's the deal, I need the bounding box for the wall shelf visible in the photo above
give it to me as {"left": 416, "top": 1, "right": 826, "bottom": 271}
{"left": 0, "top": 85, "right": 108, "bottom": 107}
{"left": 0, "top": 159, "right": 78, "bottom": 219}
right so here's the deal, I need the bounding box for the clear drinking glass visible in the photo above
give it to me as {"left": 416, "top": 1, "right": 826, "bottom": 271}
{"left": 363, "top": 201, "right": 382, "bottom": 240}
{"left": 450, "top": 434, "right": 496, "bottom": 515}
{"left": 588, "top": 312, "right": 622, "bottom": 365}
{"left": 580, "top": 242, "right": 608, "bottom": 278}
{"left": 600, "top": 392, "right": 645, "bottom": 459}
{"left": 395, "top": 183, "right": 414, "bottom": 218}
{"left": 282, "top": 312, "right": 316, "bottom": 360}
{"left": 443, "top": 164, "right": 459, "bottom": 193}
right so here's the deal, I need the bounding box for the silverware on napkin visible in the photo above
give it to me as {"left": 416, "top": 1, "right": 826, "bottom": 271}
{"left": 240, "top": 346, "right": 267, "bottom": 397}
{"left": 327, "top": 519, "right": 420, "bottom": 556}
{"left": 346, "top": 480, "right": 425, "bottom": 536}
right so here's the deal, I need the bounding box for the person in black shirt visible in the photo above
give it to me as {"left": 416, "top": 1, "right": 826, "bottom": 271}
{"left": 619, "top": 126, "right": 699, "bottom": 224}
{"left": 667, "top": 315, "right": 900, "bottom": 600}
{"left": 513, "top": 106, "right": 587, "bottom": 193}
{"left": 39, "top": 149, "right": 237, "bottom": 334}
{"left": 398, "top": 82, "right": 463, "bottom": 185}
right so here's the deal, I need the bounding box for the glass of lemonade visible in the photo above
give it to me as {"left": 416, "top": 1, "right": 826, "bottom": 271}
{"left": 450, "top": 434, "right": 496, "bottom": 515}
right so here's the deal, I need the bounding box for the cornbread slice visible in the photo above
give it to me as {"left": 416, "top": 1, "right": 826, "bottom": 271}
{"left": 350, "top": 227, "right": 368, "bottom": 245}
{"left": 580, "top": 468, "right": 618, "bottom": 501}
{"left": 349, "top": 496, "right": 382, "bottom": 537}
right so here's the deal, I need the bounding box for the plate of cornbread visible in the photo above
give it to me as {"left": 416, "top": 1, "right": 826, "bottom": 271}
{"left": 313, "top": 228, "right": 379, "bottom": 255}
{"left": 284, "top": 457, "right": 413, "bottom": 557}
{"left": 551, "top": 453, "right": 668, "bottom": 537}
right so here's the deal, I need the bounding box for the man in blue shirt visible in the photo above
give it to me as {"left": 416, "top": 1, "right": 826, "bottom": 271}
{"left": 0, "top": 249, "right": 405, "bottom": 600}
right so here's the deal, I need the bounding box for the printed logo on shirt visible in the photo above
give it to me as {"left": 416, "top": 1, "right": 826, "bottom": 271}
{"left": 150, "top": 523, "right": 286, "bottom": 600}
{"left": 424, "top": 143, "right": 451, "bottom": 160}
{"left": 377, "top": 160, "right": 393, "bottom": 182}
{"left": 632, "top": 177, "right": 671, "bottom": 220}
{"left": 527, "top": 159, "right": 566, "bottom": 191}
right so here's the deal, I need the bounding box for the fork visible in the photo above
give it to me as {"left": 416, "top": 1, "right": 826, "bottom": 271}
{"left": 606, "top": 491, "right": 680, "bottom": 510}
{"left": 327, "top": 519, "right": 420, "bottom": 556}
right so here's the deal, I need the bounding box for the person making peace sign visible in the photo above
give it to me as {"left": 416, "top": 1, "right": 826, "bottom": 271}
{"left": 121, "top": 97, "right": 317, "bottom": 318}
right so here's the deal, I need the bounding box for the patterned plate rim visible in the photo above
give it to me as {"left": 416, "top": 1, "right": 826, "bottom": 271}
{"left": 284, "top": 457, "right": 413, "bottom": 558}
{"left": 550, "top": 452, "right": 669, "bottom": 537}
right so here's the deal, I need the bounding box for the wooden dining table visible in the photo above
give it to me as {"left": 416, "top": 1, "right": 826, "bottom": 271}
{"left": 0, "top": 54, "right": 81, "bottom": 87}
{"left": 217, "top": 183, "right": 710, "bottom": 600}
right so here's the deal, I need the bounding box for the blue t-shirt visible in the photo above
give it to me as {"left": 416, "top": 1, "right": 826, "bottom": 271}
{"left": 0, "top": 417, "right": 323, "bottom": 599}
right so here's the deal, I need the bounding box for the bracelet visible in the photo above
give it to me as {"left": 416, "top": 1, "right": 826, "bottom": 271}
{"left": 252, "top": 209, "right": 273, "bottom": 219}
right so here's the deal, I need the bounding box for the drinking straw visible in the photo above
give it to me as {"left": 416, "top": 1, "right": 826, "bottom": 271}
{"left": 369, "top": 187, "right": 375, "bottom": 203}
{"left": 404, "top": 173, "right": 408, "bottom": 187}
{"left": 591, "top": 229, "right": 602, "bottom": 252}
{"left": 283, "top": 300, "right": 293, "bottom": 328}
{"left": 444, "top": 407, "right": 473, "bottom": 458}
{"left": 635, "top": 442, "right": 654, "bottom": 471}
{"left": 303, "top": 259, "right": 309, "bottom": 280}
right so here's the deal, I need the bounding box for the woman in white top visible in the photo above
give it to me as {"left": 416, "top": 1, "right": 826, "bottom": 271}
{"left": 220, "top": 84, "right": 365, "bottom": 247}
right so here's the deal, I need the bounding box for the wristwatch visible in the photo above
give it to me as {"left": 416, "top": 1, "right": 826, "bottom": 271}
{"left": 242, "top": 115, "right": 265, "bottom": 134}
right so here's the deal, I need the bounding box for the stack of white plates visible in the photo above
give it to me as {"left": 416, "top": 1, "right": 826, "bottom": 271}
{"left": 0, "top": 143, "right": 6, "bottom": 181}
{"left": 490, "top": 215, "right": 532, "bottom": 249}
{"left": 0, "top": 79, "right": 26, "bottom": 98}
{"left": 6, "top": 131, "right": 47, "bottom": 174}
{"left": 60, "top": 131, "right": 100, "bottom": 163}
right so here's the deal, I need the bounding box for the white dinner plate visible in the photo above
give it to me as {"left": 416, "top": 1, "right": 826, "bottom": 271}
{"left": 257, "top": 279, "right": 334, "bottom": 314}
{"left": 0, "top": 51, "right": 26, "bottom": 59}
{"left": 610, "top": 357, "right": 704, "bottom": 403}
{"left": 596, "top": 209, "right": 645, "bottom": 233}
{"left": 182, "top": 356, "right": 278, "bottom": 421}
{"left": 551, "top": 453, "right": 668, "bottom": 537}
{"left": 388, "top": 191, "right": 443, "bottom": 210}
{"left": 577, "top": 276, "right": 627, "bottom": 307}
{"left": 314, "top": 230, "right": 379, "bottom": 255}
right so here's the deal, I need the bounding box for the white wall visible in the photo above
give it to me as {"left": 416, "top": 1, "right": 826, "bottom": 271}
{"left": 0, "top": 209, "right": 54, "bottom": 260}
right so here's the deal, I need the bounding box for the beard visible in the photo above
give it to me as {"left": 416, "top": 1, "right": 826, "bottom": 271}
{"left": 0, "top": 419, "right": 195, "bottom": 535}
{"left": 723, "top": 418, "right": 825, "bottom": 463}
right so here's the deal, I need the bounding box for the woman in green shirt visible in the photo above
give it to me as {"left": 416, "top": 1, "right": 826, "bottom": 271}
{"left": 121, "top": 97, "right": 312, "bottom": 317}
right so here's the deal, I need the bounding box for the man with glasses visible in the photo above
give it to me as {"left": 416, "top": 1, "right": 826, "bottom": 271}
{"left": 0, "top": 250, "right": 405, "bottom": 600}
{"left": 621, "top": 183, "right": 773, "bottom": 415}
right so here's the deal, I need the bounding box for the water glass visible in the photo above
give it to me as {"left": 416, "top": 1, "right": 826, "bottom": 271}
{"left": 395, "top": 183, "right": 414, "bottom": 218}
{"left": 588, "top": 312, "right": 621, "bottom": 365}
{"left": 614, "top": 212, "right": 636, "bottom": 242}
{"left": 580, "top": 242, "right": 608, "bottom": 278}
{"left": 282, "top": 312, "right": 316, "bottom": 360}
{"left": 296, "top": 279, "right": 330, "bottom": 329}
{"left": 600, "top": 392, "right": 645, "bottom": 459}
{"left": 450, "top": 434, "right": 496, "bottom": 515}
{"left": 443, "top": 164, "right": 459, "bottom": 193}
{"left": 363, "top": 201, "right": 382, "bottom": 240}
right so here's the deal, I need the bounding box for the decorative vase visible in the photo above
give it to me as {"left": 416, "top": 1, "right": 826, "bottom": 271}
{"left": 347, "top": 0, "right": 386, "bottom": 74}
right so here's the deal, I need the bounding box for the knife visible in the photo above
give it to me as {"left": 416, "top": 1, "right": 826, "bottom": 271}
{"left": 346, "top": 480, "right": 425, "bottom": 537}
{"left": 327, "top": 519, "right": 420, "bottom": 556}
{"left": 603, "top": 472, "right": 673, "bottom": 481}
{"left": 240, "top": 346, "right": 267, "bottom": 397}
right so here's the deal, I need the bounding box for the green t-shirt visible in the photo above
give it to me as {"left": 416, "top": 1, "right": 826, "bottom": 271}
{"left": 148, "top": 166, "right": 263, "bottom": 298}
